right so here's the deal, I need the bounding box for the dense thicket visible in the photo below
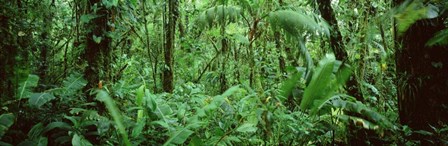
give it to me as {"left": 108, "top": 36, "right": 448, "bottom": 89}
{"left": 1, "top": 0, "right": 447, "bottom": 145}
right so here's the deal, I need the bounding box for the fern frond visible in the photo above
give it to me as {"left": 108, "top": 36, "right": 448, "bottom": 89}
{"left": 62, "top": 72, "right": 87, "bottom": 96}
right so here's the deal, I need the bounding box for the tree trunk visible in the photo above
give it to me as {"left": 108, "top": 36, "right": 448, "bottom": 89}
{"left": 163, "top": 0, "right": 178, "bottom": 93}
{"left": 0, "top": 2, "right": 16, "bottom": 100}
{"left": 316, "top": 0, "right": 363, "bottom": 102}
{"left": 83, "top": 0, "right": 111, "bottom": 102}
{"left": 395, "top": 1, "right": 448, "bottom": 143}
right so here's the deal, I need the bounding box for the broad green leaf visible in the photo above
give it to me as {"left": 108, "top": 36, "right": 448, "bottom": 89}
{"left": 96, "top": 90, "right": 131, "bottom": 146}
{"left": 0, "top": 113, "right": 15, "bottom": 138}
{"left": 17, "top": 74, "right": 39, "bottom": 99}
{"left": 146, "top": 90, "right": 158, "bottom": 112}
{"left": 301, "top": 55, "right": 336, "bottom": 111}
{"left": 236, "top": 123, "right": 257, "bottom": 133}
{"left": 80, "top": 14, "right": 96, "bottom": 24}
{"left": 28, "top": 93, "right": 56, "bottom": 108}
{"left": 299, "top": 54, "right": 352, "bottom": 115}
{"left": 36, "top": 137, "right": 48, "bottom": 146}
{"left": 163, "top": 127, "right": 194, "bottom": 146}
{"left": 136, "top": 85, "right": 145, "bottom": 106}
{"left": 72, "top": 134, "right": 93, "bottom": 146}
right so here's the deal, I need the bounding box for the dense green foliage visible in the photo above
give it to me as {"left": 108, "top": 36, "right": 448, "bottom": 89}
{"left": 1, "top": 0, "right": 448, "bottom": 145}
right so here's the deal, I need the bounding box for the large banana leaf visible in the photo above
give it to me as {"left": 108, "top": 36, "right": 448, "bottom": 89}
{"left": 300, "top": 54, "right": 351, "bottom": 115}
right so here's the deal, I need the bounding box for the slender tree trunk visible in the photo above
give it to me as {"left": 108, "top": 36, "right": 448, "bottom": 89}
{"left": 316, "top": 0, "right": 363, "bottom": 101}
{"left": 38, "top": 0, "right": 54, "bottom": 88}
{"left": 163, "top": 0, "right": 178, "bottom": 93}
{"left": 394, "top": 1, "right": 448, "bottom": 143}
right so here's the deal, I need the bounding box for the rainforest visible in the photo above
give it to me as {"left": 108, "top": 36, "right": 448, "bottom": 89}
{"left": 1, "top": 0, "right": 448, "bottom": 145}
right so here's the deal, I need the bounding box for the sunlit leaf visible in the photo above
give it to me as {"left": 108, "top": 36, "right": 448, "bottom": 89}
{"left": 96, "top": 90, "right": 131, "bottom": 146}
{"left": 93, "top": 35, "right": 102, "bottom": 44}
{"left": 17, "top": 74, "right": 39, "bottom": 99}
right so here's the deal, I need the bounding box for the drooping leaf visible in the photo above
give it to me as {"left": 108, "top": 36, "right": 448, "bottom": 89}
{"left": 332, "top": 100, "right": 393, "bottom": 129}
{"left": 28, "top": 123, "right": 44, "bottom": 140}
{"left": 43, "top": 122, "right": 71, "bottom": 134}
{"left": 28, "top": 93, "right": 56, "bottom": 108}
{"left": 17, "top": 74, "right": 39, "bottom": 99}
{"left": 269, "top": 10, "right": 329, "bottom": 37}
{"left": 163, "top": 127, "right": 194, "bottom": 146}
{"left": 36, "top": 137, "right": 48, "bottom": 146}
{"left": 196, "top": 5, "right": 241, "bottom": 29}
{"left": 221, "top": 85, "right": 241, "bottom": 97}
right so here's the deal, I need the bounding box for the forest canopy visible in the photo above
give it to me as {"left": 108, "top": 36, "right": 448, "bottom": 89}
{"left": 1, "top": 0, "right": 448, "bottom": 145}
